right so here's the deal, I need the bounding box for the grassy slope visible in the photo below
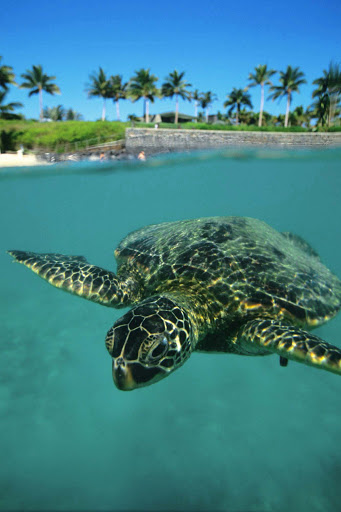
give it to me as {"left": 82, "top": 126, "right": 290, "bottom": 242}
{"left": 0, "top": 120, "right": 127, "bottom": 152}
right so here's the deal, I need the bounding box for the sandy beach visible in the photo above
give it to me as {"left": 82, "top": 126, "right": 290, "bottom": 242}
{"left": 0, "top": 153, "right": 46, "bottom": 168}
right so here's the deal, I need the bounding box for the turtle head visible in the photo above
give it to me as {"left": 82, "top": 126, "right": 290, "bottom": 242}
{"left": 105, "top": 296, "right": 193, "bottom": 390}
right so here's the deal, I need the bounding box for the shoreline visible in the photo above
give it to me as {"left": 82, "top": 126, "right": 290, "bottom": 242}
{"left": 0, "top": 153, "right": 48, "bottom": 168}
{"left": 1, "top": 128, "right": 341, "bottom": 168}
{"left": 0, "top": 150, "right": 131, "bottom": 168}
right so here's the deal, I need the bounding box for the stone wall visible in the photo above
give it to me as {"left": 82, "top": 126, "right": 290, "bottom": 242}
{"left": 125, "top": 128, "right": 341, "bottom": 155}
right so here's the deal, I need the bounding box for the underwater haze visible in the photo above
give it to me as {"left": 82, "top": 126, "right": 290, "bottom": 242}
{"left": 1, "top": 149, "right": 341, "bottom": 511}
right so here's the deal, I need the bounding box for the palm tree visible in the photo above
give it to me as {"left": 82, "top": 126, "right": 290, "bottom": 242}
{"left": 288, "top": 105, "right": 311, "bottom": 128}
{"left": 268, "top": 66, "right": 306, "bottom": 127}
{"left": 0, "top": 90, "right": 22, "bottom": 119}
{"left": 191, "top": 89, "right": 202, "bottom": 122}
{"left": 66, "top": 108, "right": 83, "bottom": 121}
{"left": 326, "top": 62, "right": 341, "bottom": 123}
{"left": 43, "top": 106, "right": 52, "bottom": 120}
{"left": 238, "top": 109, "right": 258, "bottom": 125}
{"left": 0, "top": 56, "right": 16, "bottom": 90}
{"left": 86, "top": 67, "right": 111, "bottom": 121}
{"left": 248, "top": 64, "right": 276, "bottom": 126}
{"left": 308, "top": 95, "right": 330, "bottom": 127}
{"left": 312, "top": 79, "right": 330, "bottom": 127}
{"left": 20, "top": 65, "right": 60, "bottom": 120}
{"left": 161, "top": 70, "right": 191, "bottom": 124}
{"left": 312, "top": 62, "right": 341, "bottom": 127}
{"left": 128, "top": 68, "right": 158, "bottom": 123}
{"left": 224, "top": 88, "right": 253, "bottom": 124}
{"left": 271, "top": 113, "right": 285, "bottom": 127}
{"left": 200, "top": 91, "right": 217, "bottom": 122}
{"left": 43, "top": 105, "right": 65, "bottom": 121}
{"left": 107, "top": 75, "right": 127, "bottom": 121}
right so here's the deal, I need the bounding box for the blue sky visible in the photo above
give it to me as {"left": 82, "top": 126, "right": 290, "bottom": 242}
{"left": 2, "top": 0, "right": 340, "bottom": 121}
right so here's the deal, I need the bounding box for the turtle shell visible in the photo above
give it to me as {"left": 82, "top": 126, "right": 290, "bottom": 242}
{"left": 114, "top": 217, "right": 341, "bottom": 328}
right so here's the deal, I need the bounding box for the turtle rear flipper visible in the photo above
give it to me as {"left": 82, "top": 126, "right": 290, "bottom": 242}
{"left": 236, "top": 318, "right": 341, "bottom": 375}
{"left": 8, "top": 250, "right": 132, "bottom": 307}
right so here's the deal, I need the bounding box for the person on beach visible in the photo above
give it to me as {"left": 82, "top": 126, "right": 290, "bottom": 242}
{"left": 138, "top": 151, "right": 146, "bottom": 161}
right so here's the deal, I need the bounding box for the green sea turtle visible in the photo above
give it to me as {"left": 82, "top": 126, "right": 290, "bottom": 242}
{"left": 8, "top": 216, "right": 341, "bottom": 390}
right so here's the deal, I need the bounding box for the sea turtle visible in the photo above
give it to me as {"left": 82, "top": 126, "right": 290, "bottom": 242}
{"left": 8, "top": 216, "right": 341, "bottom": 390}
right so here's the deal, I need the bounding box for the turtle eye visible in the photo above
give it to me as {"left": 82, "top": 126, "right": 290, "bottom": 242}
{"left": 148, "top": 337, "right": 168, "bottom": 361}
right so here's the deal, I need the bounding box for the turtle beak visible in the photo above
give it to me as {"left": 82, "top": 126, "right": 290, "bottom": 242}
{"left": 112, "top": 357, "right": 166, "bottom": 390}
{"left": 112, "top": 357, "right": 136, "bottom": 391}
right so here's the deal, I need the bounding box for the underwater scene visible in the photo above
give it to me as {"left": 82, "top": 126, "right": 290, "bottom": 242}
{"left": 1, "top": 148, "right": 341, "bottom": 511}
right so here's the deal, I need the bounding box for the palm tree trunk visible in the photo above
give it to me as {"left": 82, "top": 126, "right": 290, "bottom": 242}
{"left": 328, "top": 93, "right": 336, "bottom": 127}
{"left": 116, "top": 100, "right": 120, "bottom": 121}
{"left": 284, "top": 92, "right": 291, "bottom": 127}
{"left": 328, "top": 104, "right": 331, "bottom": 127}
{"left": 236, "top": 104, "right": 239, "bottom": 125}
{"left": 102, "top": 98, "right": 106, "bottom": 121}
{"left": 206, "top": 107, "right": 209, "bottom": 123}
{"left": 146, "top": 99, "right": 149, "bottom": 123}
{"left": 194, "top": 100, "right": 198, "bottom": 121}
{"left": 39, "top": 86, "right": 43, "bottom": 121}
{"left": 175, "top": 94, "right": 179, "bottom": 124}
{"left": 259, "top": 83, "right": 264, "bottom": 127}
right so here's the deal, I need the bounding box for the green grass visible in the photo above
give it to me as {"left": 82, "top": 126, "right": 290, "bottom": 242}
{"left": 184, "top": 123, "right": 309, "bottom": 132}
{"left": 0, "top": 120, "right": 127, "bottom": 152}
{"left": 134, "top": 122, "right": 340, "bottom": 132}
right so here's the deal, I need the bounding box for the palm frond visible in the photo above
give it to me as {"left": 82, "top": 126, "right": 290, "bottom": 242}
{"left": 0, "top": 56, "right": 17, "bottom": 90}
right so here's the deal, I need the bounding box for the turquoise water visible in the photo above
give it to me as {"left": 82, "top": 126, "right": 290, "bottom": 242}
{"left": 1, "top": 149, "right": 341, "bottom": 511}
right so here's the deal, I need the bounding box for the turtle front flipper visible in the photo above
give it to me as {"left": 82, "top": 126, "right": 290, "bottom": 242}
{"left": 8, "top": 250, "right": 133, "bottom": 307}
{"left": 236, "top": 319, "right": 341, "bottom": 375}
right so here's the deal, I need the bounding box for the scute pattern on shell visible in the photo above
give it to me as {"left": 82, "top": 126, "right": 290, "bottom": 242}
{"left": 115, "top": 217, "right": 341, "bottom": 337}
